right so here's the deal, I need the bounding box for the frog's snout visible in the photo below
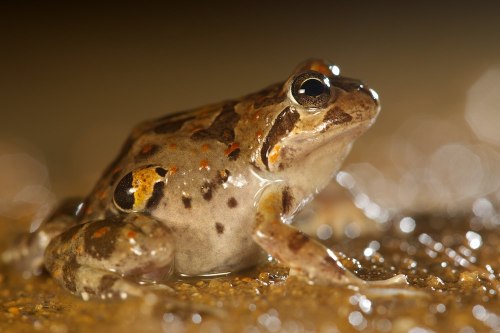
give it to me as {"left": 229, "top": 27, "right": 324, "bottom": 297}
{"left": 364, "top": 85, "right": 379, "bottom": 104}
{"left": 331, "top": 76, "right": 379, "bottom": 105}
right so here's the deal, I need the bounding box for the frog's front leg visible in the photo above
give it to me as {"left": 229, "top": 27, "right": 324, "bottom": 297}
{"left": 252, "top": 186, "right": 407, "bottom": 287}
{"left": 44, "top": 213, "right": 175, "bottom": 298}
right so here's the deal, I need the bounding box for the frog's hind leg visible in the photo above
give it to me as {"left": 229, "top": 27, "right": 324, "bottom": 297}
{"left": 252, "top": 186, "right": 407, "bottom": 287}
{"left": 2, "top": 198, "right": 83, "bottom": 276}
{"left": 44, "top": 213, "right": 175, "bottom": 298}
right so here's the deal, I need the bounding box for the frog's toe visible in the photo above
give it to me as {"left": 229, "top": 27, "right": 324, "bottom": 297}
{"left": 71, "top": 266, "right": 145, "bottom": 300}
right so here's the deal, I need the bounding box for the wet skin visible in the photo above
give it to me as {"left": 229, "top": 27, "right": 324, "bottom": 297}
{"left": 5, "top": 59, "right": 406, "bottom": 298}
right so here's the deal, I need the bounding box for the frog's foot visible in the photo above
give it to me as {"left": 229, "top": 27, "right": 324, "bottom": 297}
{"left": 2, "top": 198, "right": 82, "bottom": 276}
{"left": 63, "top": 266, "right": 146, "bottom": 299}
{"left": 253, "top": 187, "right": 407, "bottom": 287}
{"left": 44, "top": 213, "right": 175, "bottom": 298}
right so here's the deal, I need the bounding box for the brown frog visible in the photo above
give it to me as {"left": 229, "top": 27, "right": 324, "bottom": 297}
{"left": 4, "top": 59, "right": 405, "bottom": 298}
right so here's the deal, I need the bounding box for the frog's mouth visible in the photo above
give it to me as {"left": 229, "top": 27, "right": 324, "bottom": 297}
{"left": 296, "top": 117, "right": 375, "bottom": 154}
{"left": 268, "top": 118, "right": 375, "bottom": 174}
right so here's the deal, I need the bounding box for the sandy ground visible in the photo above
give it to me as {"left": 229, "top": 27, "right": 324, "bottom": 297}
{"left": 1, "top": 196, "right": 498, "bottom": 333}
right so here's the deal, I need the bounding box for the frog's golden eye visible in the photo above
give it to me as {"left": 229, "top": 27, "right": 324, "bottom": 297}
{"left": 291, "top": 71, "right": 332, "bottom": 109}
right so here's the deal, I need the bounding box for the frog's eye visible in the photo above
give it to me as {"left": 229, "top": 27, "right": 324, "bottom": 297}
{"left": 113, "top": 165, "right": 167, "bottom": 213}
{"left": 291, "top": 71, "right": 332, "bottom": 109}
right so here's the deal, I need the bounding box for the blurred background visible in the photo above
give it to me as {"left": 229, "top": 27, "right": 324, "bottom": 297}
{"left": 1, "top": 1, "right": 500, "bottom": 222}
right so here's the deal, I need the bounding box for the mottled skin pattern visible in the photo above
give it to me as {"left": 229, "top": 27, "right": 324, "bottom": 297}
{"left": 5, "top": 59, "right": 406, "bottom": 298}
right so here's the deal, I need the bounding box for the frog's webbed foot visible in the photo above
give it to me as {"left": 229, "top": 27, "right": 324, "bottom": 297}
{"left": 44, "top": 213, "right": 175, "bottom": 298}
{"left": 253, "top": 187, "right": 407, "bottom": 288}
{"left": 2, "top": 198, "right": 82, "bottom": 276}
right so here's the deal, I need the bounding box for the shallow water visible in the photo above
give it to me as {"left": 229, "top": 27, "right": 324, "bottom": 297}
{"left": 1, "top": 199, "right": 498, "bottom": 333}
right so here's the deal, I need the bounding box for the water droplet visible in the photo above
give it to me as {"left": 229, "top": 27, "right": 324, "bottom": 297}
{"left": 436, "top": 303, "right": 446, "bottom": 313}
{"left": 466, "top": 231, "right": 482, "bottom": 249}
{"left": 348, "top": 311, "right": 364, "bottom": 327}
{"left": 472, "top": 304, "right": 486, "bottom": 320}
{"left": 316, "top": 224, "right": 333, "bottom": 240}
{"left": 191, "top": 313, "right": 202, "bottom": 324}
{"left": 399, "top": 216, "right": 416, "bottom": 233}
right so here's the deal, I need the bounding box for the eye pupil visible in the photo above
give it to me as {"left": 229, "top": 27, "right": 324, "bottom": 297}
{"left": 291, "top": 71, "right": 332, "bottom": 108}
{"left": 299, "top": 79, "right": 325, "bottom": 97}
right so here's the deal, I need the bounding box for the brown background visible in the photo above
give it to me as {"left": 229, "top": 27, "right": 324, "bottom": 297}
{"left": 1, "top": 1, "right": 500, "bottom": 199}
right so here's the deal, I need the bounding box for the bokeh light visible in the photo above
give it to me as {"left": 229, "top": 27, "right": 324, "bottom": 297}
{"left": 466, "top": 68, "right": 500, "bottom": 146}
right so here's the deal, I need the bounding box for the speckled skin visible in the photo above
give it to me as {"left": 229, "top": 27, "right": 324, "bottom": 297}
{"left": 5, "top": 59, "right": 407, "bottom": 298}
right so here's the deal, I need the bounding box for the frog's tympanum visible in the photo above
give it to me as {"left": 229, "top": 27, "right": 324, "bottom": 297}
{"left": 5, "top": 59, "right": 406, "bottom": 298}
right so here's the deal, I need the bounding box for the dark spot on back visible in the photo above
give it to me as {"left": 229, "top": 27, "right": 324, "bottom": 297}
{"left": 215, "top": 169, "right": 230, "bottom": 185}
{"left": 113, "top": 172, "right": 135, "bottom": 210}
{"left": 323, "top": 106, "right": 352, "bottom": 130}
{"left": 191, "top": 102, "right": 240, "bottom": 144}
{"left": 99, "top": 274, "right": 119, "bottom": 293}
{"left": 83, "top": 220, "right": 123, "bottom": 260}
{"left": 281, "top": 187, "right": 293, "bottom": 214}
{"left": 136, "top": 144, "right": 160, "bottom": 161}
{"left": 215, "top": 223, "right": 225, "bottom": 235}
{"left": 153, "top": 116, "right": 195, "bottom": 134}
{"left": 146, "top": 182, "right": 165, "bottom": 210}
{"left": 182, "top": 195, "right": 192, "bottom": 209}
{"left": 227, "top": 197, "right": 238, "bottom": 208}
{"left": 227, "top": 148, "right": 240, "bottom": 161}
{"left": 201, "top": 181, "right": 213, "bottom": 201}
{"left": 62, "top": 255, "right": 79, "bottom": 293}
{"left": 288, "top": 231, "right": 309, "bottom": 253}
{"left": 261, "top": 107, "right": 300, "bottom": 169}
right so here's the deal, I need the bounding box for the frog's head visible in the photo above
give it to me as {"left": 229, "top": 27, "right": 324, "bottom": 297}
{"left": 253, "top": 59, "right": 380, "bottom": 192}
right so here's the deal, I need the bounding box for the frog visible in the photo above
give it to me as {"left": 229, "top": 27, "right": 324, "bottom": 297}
{"left": 4, "top": 59, "right": 406, "bottom": 298}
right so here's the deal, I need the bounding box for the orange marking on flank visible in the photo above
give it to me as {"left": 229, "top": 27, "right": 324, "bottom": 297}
{"left": 169, "top": 165, "right": 178, "bottom": 175}
{"left": 92, "top": 226, "right": 110, "bottom": 239}
{"left": 256, "top": 130, "right": 263, "bottom": 139}
{"left": 201, "top": 143, "right": 211, "bottom": 152}
{"left": 168, "top": 143, "right": 178, "bottom": 150}
{"left": 127, "top": 230, "right": 137, "bottom": 238}
{"left": 224, "top": 142, "right": 240, "bottom": 156}
{"left": 199, "top": 159, "right": 210, "bottom": 171}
